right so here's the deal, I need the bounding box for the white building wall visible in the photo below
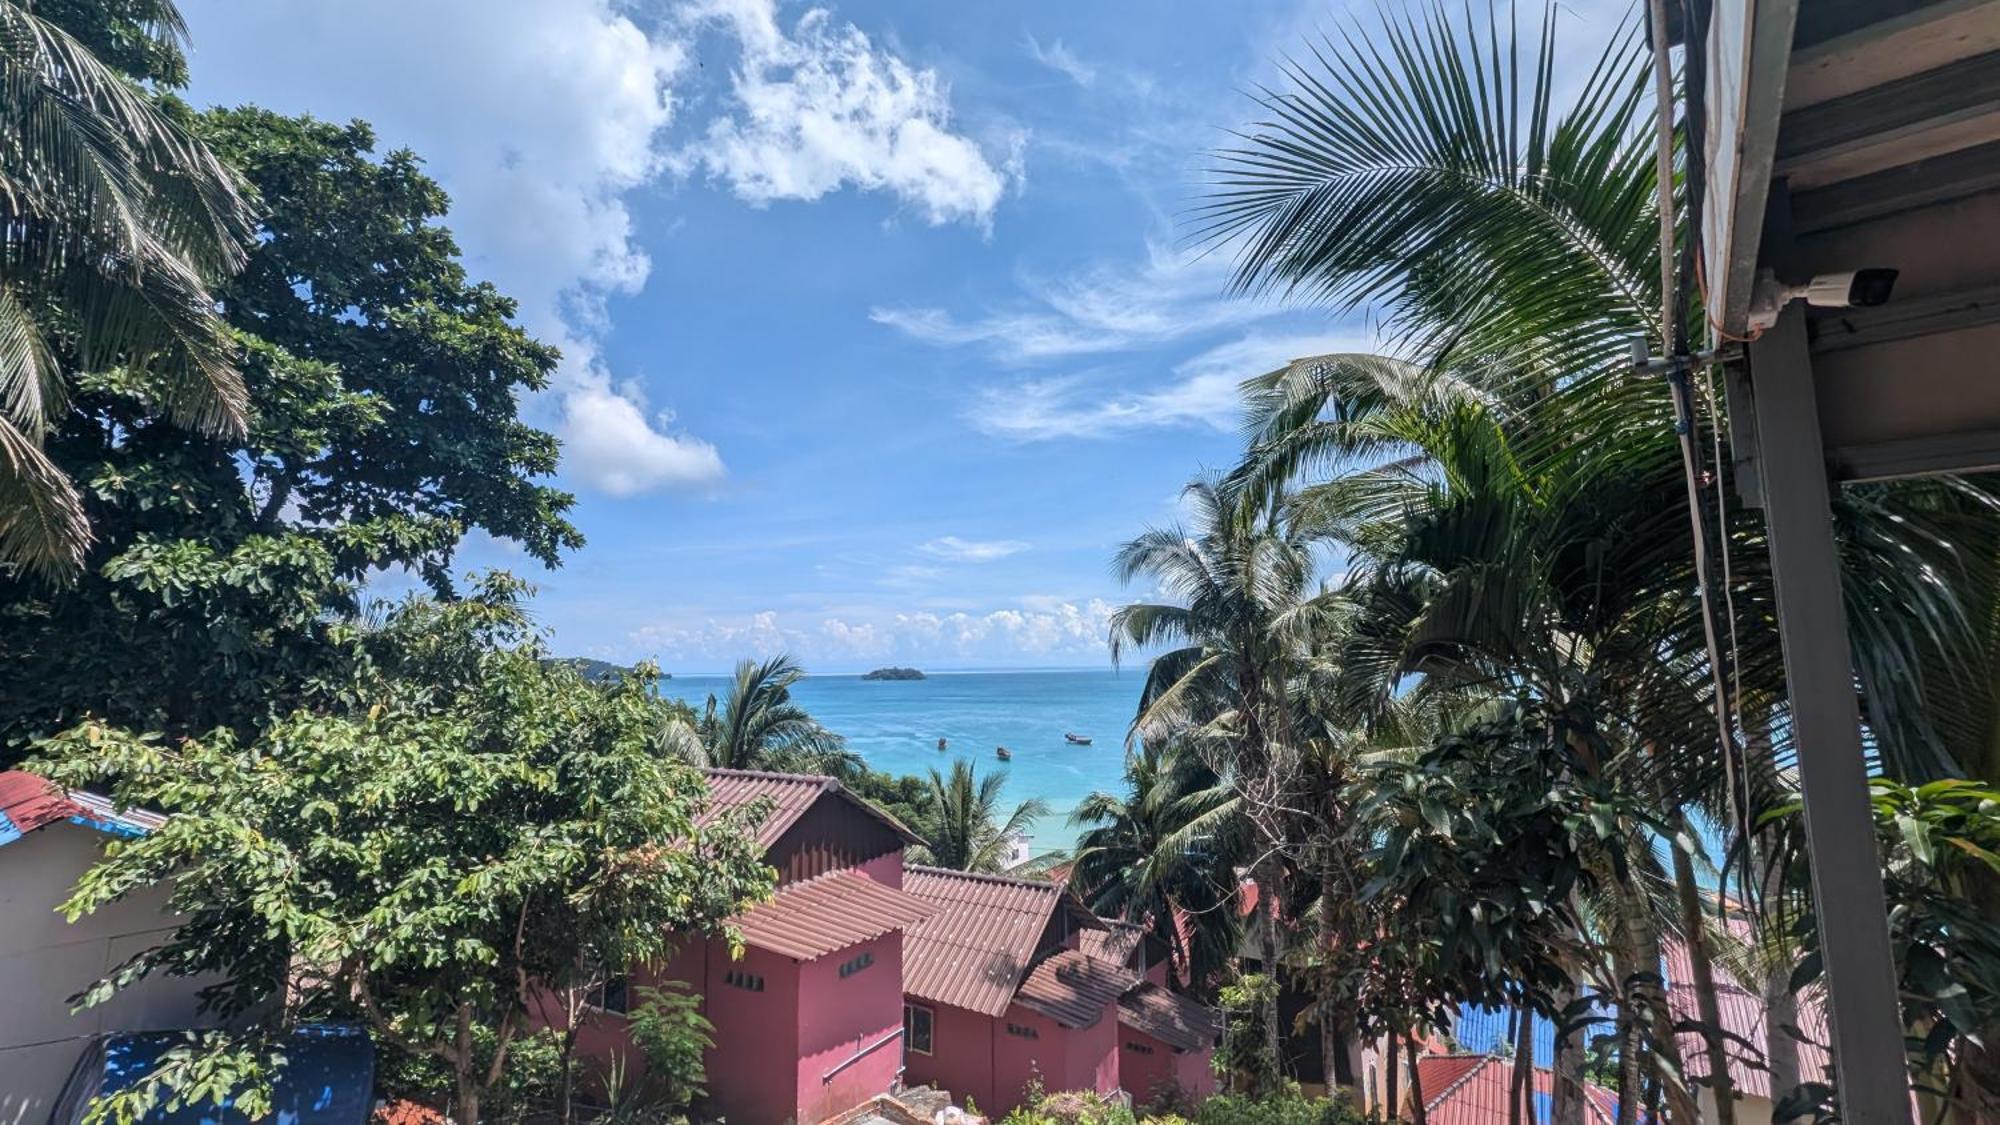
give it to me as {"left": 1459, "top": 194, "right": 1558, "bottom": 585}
{"left": 0, "top": 824, "right": 212, "bottom": 1125}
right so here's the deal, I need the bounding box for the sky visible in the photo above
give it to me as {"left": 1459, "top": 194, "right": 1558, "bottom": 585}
{"left": 175, "top": 0, "right": 1619, "bottom": 673}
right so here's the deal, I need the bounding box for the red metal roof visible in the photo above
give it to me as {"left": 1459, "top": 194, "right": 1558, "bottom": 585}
{"left": 1013, "top": 948, "right": 1138, "bottom": 1029}
{"left": 1118, "top": 981, "right": 1223, "bottom": 1052}
{"left": 0, "top": 771, "right": 160, "bottom": 846}
{"left": 1415, "top": 1054, "right": 1618, "bottom": 1125}
{"left": 1663, "top": 931, "right": 1832, "bottom": 1101}
{"left": 698, "top": 768, "right": 920, "bottom": 850}
{"left": 1079, "top": 920, "right": 1146, "bottom": 971}
{"left": 731, "top": 870, "right": 935, "bottom": 961}
{"left": 901, "top": 865, "right": 1101, "bottom": 1017}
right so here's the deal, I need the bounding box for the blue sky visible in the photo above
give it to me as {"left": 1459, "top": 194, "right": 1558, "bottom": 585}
{"left": 177, "top": 0, "right": 1615, "bottom": 672}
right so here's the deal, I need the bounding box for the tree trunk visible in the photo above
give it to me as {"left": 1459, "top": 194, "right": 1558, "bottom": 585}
{"left": 1763, "top": 959, "right": 1802, "bottom": 1122}
{"left": 1408, "top": 1032, "right": 1428, "bottom": 1125}
{"left": 1322, "top": 1000, "right": 1341, "bottom": 1093}
{"left": 1387, "top": 1031, "right": 1401, "bottom": 1120}
{"left": 1672, "top": 823, "right": 1738, "bottom": 1125}
{"left": 452, "top": 1003, "right": 482, "bottom": 1124}
{"left": 1257, "top": 864, "right": 1284, "bottom": 1094}
{"left": 1509, "top": 1007, "right": 1531, "bottom": 1125}
{"left": 1552, "top": 982, "right": 1587, "bottom": 1125}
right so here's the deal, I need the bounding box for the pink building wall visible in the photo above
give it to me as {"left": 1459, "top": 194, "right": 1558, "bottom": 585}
{"left": 851, "top": 849, "right": 903, "bottom": 890}
{"left": 900, "top": 1000, "right": 1120, "bottom": 1119}
{"left": 794, "top": 932, "right": 904, "bottom": 1123}
{"left": 903, "top": 1001, "right": 997, "bottom": 1113}
{"left": 1117, "top": 1025, "right": 1216, "bottom": 1109}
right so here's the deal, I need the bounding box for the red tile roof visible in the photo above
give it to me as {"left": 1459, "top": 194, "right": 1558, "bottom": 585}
{"left": 699, "top": 768, "right": 920, "bottom": 850}
{"left": 1414, "top": 1054, "right": 1618, "bottom": 1125}
{"left": 1013, "top": 948, "right": 1139, "bottom": 1029}
{"left": 1664, "top": 931, "right": 1832, "bottom": 1101}
{"left": 1118, "top": 981, "right": 1223, "bottom": 1052}
{"left": 731, "top": 870, "right": 935, "bottom": 961}
{"left": 902, "top": 865, "right": 1102, "bottom": 1017}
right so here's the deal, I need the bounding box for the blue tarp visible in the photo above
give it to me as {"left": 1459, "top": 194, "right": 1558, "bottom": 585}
{"left": 52, "top": 1025, "right": 375, "bottom": 1125}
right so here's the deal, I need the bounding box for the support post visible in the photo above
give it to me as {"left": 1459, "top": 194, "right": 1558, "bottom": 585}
{"left": 1746, "top": 299, "right": 1910, "bottom": 1122}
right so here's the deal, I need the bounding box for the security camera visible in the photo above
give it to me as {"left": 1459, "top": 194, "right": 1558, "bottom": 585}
{"left": 1747, "top": 267, "right": 1898, "bottom": 331}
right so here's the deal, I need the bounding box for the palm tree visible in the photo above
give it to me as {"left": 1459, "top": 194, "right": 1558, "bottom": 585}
{"left": 657, "top": 654, "right": 858, "bottom": 776}
{"left": 1110, "top": 475, "right": 1330, "bottom": 1090}
{"left": 1199, "top": 4, "right": 2000, "bottom": 1114}
{"left": 1068, "top": 735, "right": 1245, "bottom": 992}
{"left": 909, "top": 758, "right": 1047, "bottom": 874}
{"left": 0, "top": 0, "right": 256, "bottom": 578}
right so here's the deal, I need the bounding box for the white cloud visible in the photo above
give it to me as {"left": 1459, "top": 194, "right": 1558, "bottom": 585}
{"left": 678, "top": 0, "right": 1022, "bottom": 228}
{"left": 918, "top": 536, "right": 1030, "bottom": 562}
{"left": 1025, "top": 35, "right": 1096, "bottom": 87}
{"left": 625, "top": 598, "right": 1119, "bottom": 666}
{"left": 871, "top": 240, "right": 1272, "bottom": 363}
{"left": 969, "top": 330, "right": 1375, "bottom": 441}
{"left": 180, "top": 0, "right": 725, "bottom": 496}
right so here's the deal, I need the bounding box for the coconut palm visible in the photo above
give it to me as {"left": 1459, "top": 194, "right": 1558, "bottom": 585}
{"left": 909, "top": 758, "right": 1047, "bottom": 874}
{"left": 0, "top": 0, "right": 255, "bottom": 577}
{"left": 1068, "top": 734, "right": 1245, "bottom": 992}
{"left": 1109, "top": 474, "right": 1332, "bottom": 1090}
{"left": 657, "top": 654, "right": 857, "bottom": 776}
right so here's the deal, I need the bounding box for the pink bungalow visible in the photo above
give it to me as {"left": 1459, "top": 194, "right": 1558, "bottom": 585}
{"left": 1082, "top": 922, "right": 1224, "bottom": 1105}
{"left": 573, "top": 769, "right": 934, "bottom": 1125}
{"left": 898, "top": 866, "right": 1140, "bottom": 1117}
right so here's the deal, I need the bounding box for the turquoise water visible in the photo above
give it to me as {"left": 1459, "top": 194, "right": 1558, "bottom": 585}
{"left": 660, "top": 669, "right": 1147, "bottom": 850}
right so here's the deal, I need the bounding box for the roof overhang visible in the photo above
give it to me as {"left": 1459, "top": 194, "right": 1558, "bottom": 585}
{"left": 1703, "top": 0, "right": 2000, "bottom": 482}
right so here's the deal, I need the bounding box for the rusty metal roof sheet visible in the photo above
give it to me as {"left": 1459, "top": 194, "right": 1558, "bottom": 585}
{"left": 698, "top": 768, "right": 920, "bottom": 850}
{"left": 732, "top": 870, "right": 936, "bottom": 961}
{"left": 1418, "top": 1055, "right": 1620, "bottom": 1125}
{"left": 901, "top": 866, "right": 1102, "bottom": 1017}
{"left": 0, "top": 771, "right": 159, "bottom": 847}
{"left": 1014, "top": 949, "right": 1138, "bottom": 1029}
{"left": 1117, "top": 982, "right": 1223, "bottom": 1052}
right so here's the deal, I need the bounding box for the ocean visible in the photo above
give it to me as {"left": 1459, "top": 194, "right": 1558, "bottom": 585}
{"left": 659, "top": 668, "right": 1147, "bottom": 852}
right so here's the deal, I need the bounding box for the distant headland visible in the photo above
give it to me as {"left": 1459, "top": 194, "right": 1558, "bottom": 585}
{"left": 861, "top": 666, "right": 925, "bottom": 681}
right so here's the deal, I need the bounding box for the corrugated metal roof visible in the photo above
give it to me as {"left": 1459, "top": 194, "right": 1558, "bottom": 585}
{"left": 1417, "top": 1054, "right": 1619, "bottom": 1125}
{"left": 0, "top": 771, "right": 158, "bottom": 847}
{"left": 732, "top": 870, "right": 935, "bottom": 961}
{"left": 1118, "top": 981, "right": 1222, "bottom": 1051}
{"left": 901, "top": 865, "right": 1101, "bottom": 1017}
{"left": 1079, "top": 920, "right": 1145, "bottom": 971}
{"left": 1663, "top": 931, "right": 1831, "bottom": 1101}
{"left": 1014, "top": 948, "right": 1138, "bottom": 1029}
{"left": 698, "top": 768, "right": 920, "bottom": 850}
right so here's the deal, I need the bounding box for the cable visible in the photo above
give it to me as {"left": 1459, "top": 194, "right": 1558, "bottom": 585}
{"left": 1647, "top": 0, "right": 1757, "bottom": 914}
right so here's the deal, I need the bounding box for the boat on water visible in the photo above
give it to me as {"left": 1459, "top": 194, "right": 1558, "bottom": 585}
{"left": 937, "top": 737, "right": 948, "bottom": 751}
{"left": 1064, "top": 732, "right": 1092, "bottom": 746}
{"left": 996, "top": 746, "right": 1012, "bottom": 761}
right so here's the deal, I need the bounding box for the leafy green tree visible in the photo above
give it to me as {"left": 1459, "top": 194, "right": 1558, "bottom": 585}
{"left": 33, "top": 577, "right": 775, "bottom": 1122}
{"left": 627, "top": 982, "right": 715, "bottom": 1115}
{"left": 911, "top": 758, "right": 1048, "bottom": 873}
{"left": 1069, "top": 737, "right": 1244, "bottom": 992}
{"left": 659, "top": 653, "right": 858, "bottom": 775}
{"left": 0, "top": 108, "right": 581, "bottom": 756}
{"left": 0, "top": 0, "right": 255, "bottom": 576}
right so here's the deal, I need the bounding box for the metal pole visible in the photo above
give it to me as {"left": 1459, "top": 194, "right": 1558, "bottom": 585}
{"left": 1746, "top": 297, "right": 1911, "bottom": 1122}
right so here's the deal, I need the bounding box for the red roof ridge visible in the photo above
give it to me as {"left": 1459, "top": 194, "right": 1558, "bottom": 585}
{"left": 702, "top": 766, "right": 838, "bottom": 785}
{"left": 699, "top": 768, "right": 922, "bottom": 847}
{"left": 904, "top": 864, "right": 1064, "bottom": 891}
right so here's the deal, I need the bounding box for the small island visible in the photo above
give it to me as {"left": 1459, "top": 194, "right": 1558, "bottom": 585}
{"left": 862, "top": 666, "right": 926, "bottom": 681}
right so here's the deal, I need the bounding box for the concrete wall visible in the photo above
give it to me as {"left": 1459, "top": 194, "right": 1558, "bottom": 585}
{"left": 902, "top": 1001, "right": 996, "bottom": 1114}
{"left": 1118, "top": 1025, "right": 1215, "bottom": 1110}
{"left": 852, "top": 850, "right": 903, "bottom": 890}
{"left": 700, "top": 942, "right": 802, "bottom": 1123}
{"left": 0, "top": 824, "right": 213, "bottom": 1125}
{"left": 794, "top": 932, "right": 903, "bottom": 1124}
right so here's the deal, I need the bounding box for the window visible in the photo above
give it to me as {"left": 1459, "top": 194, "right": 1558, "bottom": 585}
{"left": 904, "top": 1002, "right": 934, "bottom": 1056}
{"left": 1005, "top": 1022, "right": 1039, "bottom": 1040}
{"left": 724, "top": 969, "right": 765, "bottom": 993}
{"left": 839, "top": 951, "right": 875, "bottom": 978}
{"left": 1125, "top": 1040, "right": 1155, "bottom": 1055}
{"left": 587, "top": 971, "right": 630, "bottom": 1015}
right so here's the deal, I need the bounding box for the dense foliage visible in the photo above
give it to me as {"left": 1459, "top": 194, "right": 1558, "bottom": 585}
{"left": 33, "top": 578, "right": 774, "bottom": 1120}
{"left": 0, "top": 104, "right": 579, "bottom": 756}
